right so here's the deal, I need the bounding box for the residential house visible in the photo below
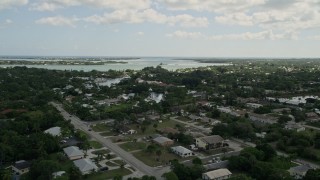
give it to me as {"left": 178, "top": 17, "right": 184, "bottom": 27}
{"left": 196, "top": 135, "right": 225, "bottom": 150}
{"left": 52, "top": 171, "right": 66, "bottom": 178}
{"left": 305, "top": 112, "right": 320, "bottom": 122}
{"left": 44, "top": 126, "right": 61, "bottom": 136}
{"left": 189, "top": 114, "right": 201, "bottom": 121}
{"left": 272, "top": 108, "right": 291, "bottom": 114}
{"left": 246, "top": 103, "right": 263, "bottom": 109}
{"left": 63, "top": 146, "right": 84, "bottom": 160}
{"left": 158, "top": 127, "right": 179, "bottom": 135}
{"left": 288, "top": 164, "right": 314, "bottom": 179}
{"left": 217, "top": 107, "right": 241, "bottom": 117}
{"left": 255, "top": 132, "right": 267, "bottom": 138}
{"left": 73, "top": 159, "right": 98, "bottom": 175}
{"left": 248, "top": 113, "right": 277, "bottom": 125}
{"left": 12, "top": 160, "right": 31, "bottom": 175}
{"left": 171, "top": 146, "right": 194, "bottom": 157}
{"left": 202, "top": 168, "right": 232, "bottom": 180}
{"left": 153, "top": 136, "right": 174, "bottom": 147}
{"left": 285, "top": 121, "right": 305, "bottom": 132}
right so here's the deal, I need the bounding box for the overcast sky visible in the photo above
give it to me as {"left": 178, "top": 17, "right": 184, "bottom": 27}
{"left": 1, "top": 0, "right": 320, "bottom": 57}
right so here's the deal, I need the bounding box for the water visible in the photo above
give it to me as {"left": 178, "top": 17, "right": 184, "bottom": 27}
{"left": 95, "top": 77, "right": 128, "bottom": 87}
{"left": 0, "top": 57, "right": 230, "bottom": 72}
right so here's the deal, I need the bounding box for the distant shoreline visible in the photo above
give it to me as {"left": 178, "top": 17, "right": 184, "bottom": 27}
{"left": 0, "top": 59, "right": 128, "bottom": 65}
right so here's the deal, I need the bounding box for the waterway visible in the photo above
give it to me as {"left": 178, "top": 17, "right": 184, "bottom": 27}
{"left": 0, "top": 57, "right": 230, "bottom": 71}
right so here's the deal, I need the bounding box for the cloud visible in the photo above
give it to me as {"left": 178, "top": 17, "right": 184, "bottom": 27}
{"left": 30, "top": 0, "right": 150, "bottom": 11}
{"left": 35, "top": 16, "right": 77, "bottom": 27}
{"left": 137, "top": 31, "right": 144, "bottom": 36}
{"left": 166, "top": 31, "right": 203, "bottom": 39}
{"left": 215, "top": 13, "right": 253, "bottom": 26}
{"left": 84, "top": 9, "right": 208, "bottom": 27}
{"left": 166, "top": 30, "right": 292, "bottom": 40}
{"left": 0, "top": 19, "right": 13, "bottom": 29}
{"left": 0, "top": 0, "right": 28, "bottom": 10}
{"left": 158, "top": 0, "right": 265, "bottom": 13}
{"left": 30, "top": 2, "right": 61, "bottom": 11}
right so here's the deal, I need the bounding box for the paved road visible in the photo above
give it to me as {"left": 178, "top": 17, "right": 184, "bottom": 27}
{"left": 50, "top": 102, "right": 170, "bottom": 179}
{"left": 303, "top": 124, "right": 320, "bottom": 131}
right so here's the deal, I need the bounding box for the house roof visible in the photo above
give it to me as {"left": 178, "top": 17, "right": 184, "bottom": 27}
{"left": 13, "top": 160, "right": 31, "bottom": 170}
{"left": 171, "top": 146, "right": 192, "bottom": 154}
{"left": 44, "top": 127, "right": 61, "bottom": 136}
{"left": 63, "top": 146, "right": 84, "bottom": 158}
{"left": 289, "top": 164, "right": 313, "bottom": 174}
{"left": 73, "top": 159, "right": 98, "bottom": 173}
{"left": 198, "top": 135, "right": 224, "bottom": 144}
{"left": 203, "top": 168, "right": 232, "bottom": 179}
{"left": 52, "top": 171, "right": 66, "bottom": 178}
{"left": 158, "top": 127, "right": 179, "bottom": 134}
{"left": 153, "top": 136, "right": 173, "bottom": 144}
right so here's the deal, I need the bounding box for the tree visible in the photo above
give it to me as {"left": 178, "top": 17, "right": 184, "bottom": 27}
{"left": 69, "top": 166, "right": 82, "bottom": 180}
{"left": 153, "top": 123, "right": 158, "bottom": 129}
{"left": 141, "top": 126, "right": 147, "bottom": 133}
{"left": 304, "top": 169, "right": 320, "bottom": 180}
{"left": 278, "top": 115, "right": 291, "bottom": 124}
{"left": 229, "top": 174, "right": 254, "bottom": 180}
{"left": 256, "top": 144, "right": 276, "bottom": 160}
{"left": 29, "top": 160, "right": 59, "bottom": 180}
{"left": 146, "top": 145, "right": 157, "bottom": 154}
{"left": 156, "top": 150, "right": 162, "bottom": 160}
{"left": 162, "top": 172, "right": 179, "bottom": 180}
{"left": 211, "top": 124, "right": 233, "bottom": 137}
{"left": 192, "top": 157, "right": 202, "bottom": 165}
{"left": 113, "top": 175, "right": 123, "bottom": 180}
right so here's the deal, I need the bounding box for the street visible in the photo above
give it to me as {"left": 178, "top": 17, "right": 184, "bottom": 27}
{"left": 50, "top": 102, "right": 170, "bottom": 179}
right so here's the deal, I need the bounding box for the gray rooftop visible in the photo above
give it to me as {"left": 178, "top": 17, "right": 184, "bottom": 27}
{"left": 63, "top": 146, "right": 84, "bottom": 158}
{"left": 73, "top": 159, "right": 98, "bottom": 173}
{"left": 153, "top": 136, "right": 173, "bottom": 144}
{"left": 199, "top": 135, "right": 224, "bottom": 144}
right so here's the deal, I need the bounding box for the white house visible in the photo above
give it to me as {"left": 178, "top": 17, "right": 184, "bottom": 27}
{"left": 63, "top": 146, "right": 84, "bottom": 160}
{"left": 73, "top": 159, "right": 98, "bottom": 175}
{"left": 171, "top": 146, "right": 194, "bottom": 157}
{"left": 202, "top": 168, "right": 232, "bottom": 180}
{"left": 44, "top": 127, "right": 61, "bottom": 136}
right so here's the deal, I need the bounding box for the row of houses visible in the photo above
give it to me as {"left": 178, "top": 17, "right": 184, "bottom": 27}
{"left": 63, "top": 146, "right": 98, "bottom": 175}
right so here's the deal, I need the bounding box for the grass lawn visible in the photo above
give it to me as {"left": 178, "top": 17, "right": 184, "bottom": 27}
{"left": 203, "top": 147, "right": 233, "bottom": 156}
{"left": 89, "top": 141, "right": 103, "bottom": 149}
{"left": 113, "top": 160, "right": 125, "bottom": 165}
{"left": 105, "top": 161, "right": 118, "bottom": 167}
{"left": 91, "top": 123, "right": 111, "bottom": 132}
{"left": 100, "top": 131, "right": 115, "bottom": 136}
{"left": 176, "top": 116, "right": 191, "bottom": 122}
{"left": 119, "top": 142, "right": 147, "bottom": 152}
{"left": 128, "top": 119, "right": 185, "bottom": 137}
{"left": 92, "top": 149, "right": 110, "bottom": 155}
{"left": 133, "top": 150, "right": 180, "bottom": 167}
{"left": 85, "top": 168, "right": 132, "bottom": 180}
{"left": 270, "top": 157, "right": 297, "bottom": 170}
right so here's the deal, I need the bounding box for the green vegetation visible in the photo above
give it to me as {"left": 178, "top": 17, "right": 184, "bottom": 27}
{"left": 119, "top": 142, "right": 147, "bottom": 152}
{"left": 89, "top": 141, "right": 103, "bottom": 149}
{"left": 85, "top": 168, "right": 132, "bottom": 180}
{"left": 91, "top": 123, "right": 111, "bottom": 132}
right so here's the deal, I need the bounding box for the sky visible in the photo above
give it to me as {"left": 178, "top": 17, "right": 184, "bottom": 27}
{"left": 0, "top": 0, "right": 320, "bottom": 58}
